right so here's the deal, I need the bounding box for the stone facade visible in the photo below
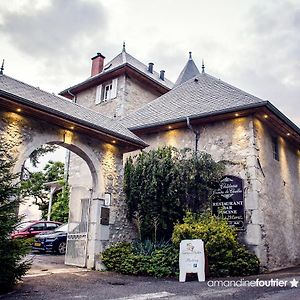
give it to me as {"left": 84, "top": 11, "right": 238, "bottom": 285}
{"left": 253, "top": 118, "right": 300, "bottom": 270}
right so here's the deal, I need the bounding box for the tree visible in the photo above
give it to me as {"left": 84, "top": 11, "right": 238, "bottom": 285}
{"left": 124, "top": 147, "right": 224, "bottom": 241}
{"left": 0, "top": 147, "right": 31, "bottom": 293}
{"left": 21, "top": 161, "right": 65, "bottom": 219}
{"left": 51, "top": 184, "right": 70, "bottom": 223}
{"left": 27, "top": 144, "right": 58, "bottom": 168}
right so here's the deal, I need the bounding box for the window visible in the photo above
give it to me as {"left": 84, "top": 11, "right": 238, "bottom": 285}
{"left": 272, "top": 136, "right": 279, "bottom": 161}
{"left": 30, "top": 222, "right": 45, "bottom": 231}
{"left": 46, "top": 222, "right": 59, "bottom": 230}
{"left": 95, "top": 78, "right": 118, "bottom": 104}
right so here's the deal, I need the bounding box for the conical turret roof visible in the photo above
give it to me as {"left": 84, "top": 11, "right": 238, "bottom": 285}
{"left": 174, "top": 52, "right": 200, "bottom": 87}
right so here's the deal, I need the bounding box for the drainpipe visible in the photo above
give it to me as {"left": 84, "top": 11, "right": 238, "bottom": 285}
{"left": 186, "top": 117, "right": 200, "bottom": 152}
{"left": 67, "top": 89, "right": 77, "bottom": 103}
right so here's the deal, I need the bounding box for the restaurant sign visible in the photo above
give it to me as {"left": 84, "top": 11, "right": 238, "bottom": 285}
{"left": 212, "top": 175, "right": 245, "bottom": 231}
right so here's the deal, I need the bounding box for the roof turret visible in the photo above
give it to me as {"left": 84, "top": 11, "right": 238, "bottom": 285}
{"left": 174, "top": 52, "right": 200, "bottom": 87}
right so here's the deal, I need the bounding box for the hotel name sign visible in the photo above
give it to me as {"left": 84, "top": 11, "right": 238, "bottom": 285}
{"left": 212, "top": 175, "right": 245, "bottom": 231}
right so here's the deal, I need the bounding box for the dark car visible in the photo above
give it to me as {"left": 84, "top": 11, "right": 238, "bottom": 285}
{"left": 32, "top": 223, "right": 68, "bottom": 254}
{"left": 11, "top": 220, "right": 62, "bottom": 239}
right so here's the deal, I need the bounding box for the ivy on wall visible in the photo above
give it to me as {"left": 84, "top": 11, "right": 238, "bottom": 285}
{"left": 124, "top": 147, "right": 224, "bottom": 241}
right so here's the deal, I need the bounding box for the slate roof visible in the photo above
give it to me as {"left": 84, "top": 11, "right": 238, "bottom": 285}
{"left": 60, "top": 50, "right": 173, "bottom": 95}
{"left": 121, "top": 72, "right": 268, "bottom": 130}
{"left": 0, "top": 74, "right": 147, "bottom": 147}
{"left": 174, "top": 53, "right": 200, "bottom": 86}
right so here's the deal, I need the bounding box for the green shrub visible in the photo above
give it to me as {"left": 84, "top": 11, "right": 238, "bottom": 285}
{"left": 172, "top": 212, "right": 260, "bottom": 277}
{"left": 101, "top": 241, "right": 179, "bottom": 277}
{"left": 148, "top": 247, "right": 179, "bottom": 277}
{"left": 124, "top": 147, "right": 224, "bottom": 240}
{"left": 101, "top": 242, "right": 134, "bottom": 273}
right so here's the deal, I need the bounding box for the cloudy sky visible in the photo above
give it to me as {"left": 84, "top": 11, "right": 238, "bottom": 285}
{"left": 0, "top": 0, "right": 299, "bottom": 126}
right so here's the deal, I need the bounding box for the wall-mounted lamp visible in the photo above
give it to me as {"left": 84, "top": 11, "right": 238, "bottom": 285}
{"left": 64, "top": 130, "right": 73, "bottom": 144}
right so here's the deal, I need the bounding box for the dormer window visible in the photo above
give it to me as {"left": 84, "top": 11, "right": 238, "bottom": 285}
{"left": 95, "top": 78, "right": 118, "bottom": 104}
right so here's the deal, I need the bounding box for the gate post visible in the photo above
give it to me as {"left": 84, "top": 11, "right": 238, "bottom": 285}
{"left": 86, "top": 198, "right": 110, "bottom": 269}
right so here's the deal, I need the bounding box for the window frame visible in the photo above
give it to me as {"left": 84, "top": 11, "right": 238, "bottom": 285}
{"left": 95, "top": 78, "right": 118, "bottom": 104}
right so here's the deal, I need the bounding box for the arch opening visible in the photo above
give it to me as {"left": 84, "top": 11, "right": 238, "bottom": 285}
{"left": 18, "top": 140, "right": 99, "bottom": 268}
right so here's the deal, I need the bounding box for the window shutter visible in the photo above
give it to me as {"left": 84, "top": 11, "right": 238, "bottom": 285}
{"left": 95, "top": 85, "right": 102, "bottom": 104}
{"left": 111, "top": 78, "right": 118, "bottom": 99}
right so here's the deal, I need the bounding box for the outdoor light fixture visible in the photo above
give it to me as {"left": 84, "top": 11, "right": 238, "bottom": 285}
{"left": 70, "top": 126, "right": 74, "bottom": 130}
{"left": 168, "top": 125, "right": 172, "bottom": 129}
{"left": 235, "top": 113, "right": 239, "bottom": 117}
{"left": 287, "top": 133, "right": 291, "bottom": 136}
{"left": 112, "top": 140, "right": 116, "bottom": 144}
{"left": 16, "top": 108, "right": 21, "bottom": 112}
{"left": 104, "top": 193, "right": 111, "bottom": 206}
{"left": 64, "top": 130, "right": 73, "bottom": 144}
{"left": 263, "top": 114, "right": 269, "bottom": 119}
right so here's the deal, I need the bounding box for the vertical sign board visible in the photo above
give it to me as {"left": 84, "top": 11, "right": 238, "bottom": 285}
{"left": 179, "top": 239, "right": 205, "bottom": 282}
{"left": 212, "top": 175, "right": 245, "bottom": 231}
{"left": 100, "top": 207, "right": 110, "bottom": 225}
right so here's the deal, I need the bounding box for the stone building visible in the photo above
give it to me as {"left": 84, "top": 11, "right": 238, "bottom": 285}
{"left": 60, "top": 46, "right": 300, "bottom": 271}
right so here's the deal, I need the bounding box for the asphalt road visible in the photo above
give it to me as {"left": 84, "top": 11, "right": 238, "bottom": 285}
{"left": 1, "top": 253, "right": 300, "bottom": 300}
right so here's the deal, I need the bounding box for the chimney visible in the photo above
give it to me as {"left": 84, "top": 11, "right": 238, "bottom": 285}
{"left": 91, "top": 52, "right": 105, "bottom": 76}
{"left": 148, "top": 62, "right": 154, "bottom": 73}
{"left": 160, "top": 70, "right": 165, "bottom": 81}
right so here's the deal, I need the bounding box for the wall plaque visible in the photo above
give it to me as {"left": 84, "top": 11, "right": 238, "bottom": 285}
{"left": 212, "top": 175, "right": 245, "bottom": 231}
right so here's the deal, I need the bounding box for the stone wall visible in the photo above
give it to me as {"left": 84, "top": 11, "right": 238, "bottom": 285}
{"left": 99, "top": 144, "right": 137, "bottom": 246}
{"left": 124, "top": 76, "right": 161, "bottom": 117}
{"left": 253, "top": 118, "right": 300, "bottom": 270}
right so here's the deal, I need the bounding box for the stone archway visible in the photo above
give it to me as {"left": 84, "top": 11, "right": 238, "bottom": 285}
{"left": 0, "top": 106, "right": 140, "bottom": 269}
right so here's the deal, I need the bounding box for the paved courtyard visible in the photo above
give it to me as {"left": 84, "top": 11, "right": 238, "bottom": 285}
{"left": 1, "top": 254, "right": 300, "bottom": 300}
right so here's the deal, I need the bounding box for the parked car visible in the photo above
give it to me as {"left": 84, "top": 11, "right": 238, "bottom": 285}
{"left": 11, "top": 220, "right": 62, "bottom": 239}
{"left": 32, "top": 223, "right": 68, "bottom": 255}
